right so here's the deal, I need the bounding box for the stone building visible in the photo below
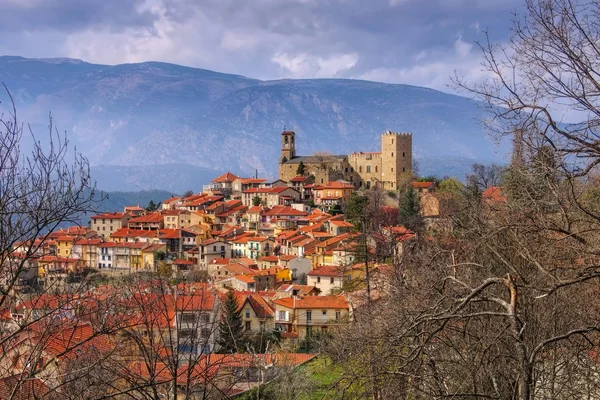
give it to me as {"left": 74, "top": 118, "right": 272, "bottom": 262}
{"left": 278, "top": 130, "right": 412, "bottom": 191}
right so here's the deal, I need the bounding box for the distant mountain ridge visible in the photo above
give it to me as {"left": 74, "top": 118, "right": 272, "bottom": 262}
{"left": 0, "top": 56, "right": 505, "bottom": 190}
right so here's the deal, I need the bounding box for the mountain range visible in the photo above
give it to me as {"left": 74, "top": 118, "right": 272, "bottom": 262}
{"left": 0, "top": 56, "right": 507, "bottom": 192}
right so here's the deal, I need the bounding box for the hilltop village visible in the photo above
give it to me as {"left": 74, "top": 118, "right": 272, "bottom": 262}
{"left": 2, "top": 129, "right": 476, "bottom": 398}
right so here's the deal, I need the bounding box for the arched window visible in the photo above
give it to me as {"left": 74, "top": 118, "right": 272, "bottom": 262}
{"left": 359, "top": 166, "right": 363, "bottom": 173}
{"left": 375, "top": 166, "right": 378, "bottom": 173}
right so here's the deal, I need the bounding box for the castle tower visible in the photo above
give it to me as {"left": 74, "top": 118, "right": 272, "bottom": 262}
{"left": 380, "top": 131, "right": 412, "bottom": 190}
{"left": 280, "top": 130, "right": 296, "bottom": 163}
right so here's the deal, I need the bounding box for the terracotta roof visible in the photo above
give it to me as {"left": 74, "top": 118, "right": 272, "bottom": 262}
{"left": 482, "top": 186, "right": 506, "bottom": 203}
{"left": 90, "top": 212, "right": 124, "bottom": 220}
{"left": 281, "top": 130, "right": 295, "bottom": 135}
{"left": 258, "top": 255, "right": 278, "bottom": 262}
{"left": 247, "top": 206, "right": 263, "bottom": 213}
{"left": 74, "top": 238, "right": 103, "bottom": 246}
{"left": 330, "top": 220, "right": 353, "bottom": 227}
{"left": 212, "top": 172, "right": 239, "bottom": 183}
{"left": 277, "top": 284, "right": 320, "bottom": 295}
{"left": 174, "top": 258, "right": 194, "bottom": 265}
{"left": 273, "top": 294, "right": 349, "bottom": 309}
{"left": 128, "top": 213, "right": 164, "bottom": 223}
{"left": 314, "top": 181, "right": 355, "bottom": 190}
{"left": 307, "top": 265, "right": 343, "bottom": 277}
{"left": 162, "top": 196, "right": 182, "bottom": 204}
{"left": 234, "top": 274, "right": 255, "bottom": 284}
{"left": 224, "top": 263, "right": 256, "bottom": 276}
{"left": 412, "top": 181, "right": 434, "bottom": 189}
{"left": 237, "top": 178, "right": 267, "bottom": 184}
{"left": 0, "top": 374, "right": 49, "bottom": 400}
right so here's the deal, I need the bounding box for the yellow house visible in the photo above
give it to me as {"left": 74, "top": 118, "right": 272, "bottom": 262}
{"left": 55, "top": 235, "right": 76, "bottom": 258}
{"left": 142, "top": 243, "right": 167, "bottom": 271}
{"left": 236, "top": 292, "right": 275, "bottom": 332}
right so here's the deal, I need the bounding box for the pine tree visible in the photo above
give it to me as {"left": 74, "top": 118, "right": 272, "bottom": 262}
{"left": 296, "top": 161, "right": 306, "bottom": 176}
{"left": 217, "top": 290, "right": 244, "bottom": 353}
{"left": 398, "top": 187, "right": 423, "bottom": 232}
{"left": 252, "top": 196, "right": 262, "bottom": 207}
{"left": 146, "top": 200, "right": 157, "bottom": 211}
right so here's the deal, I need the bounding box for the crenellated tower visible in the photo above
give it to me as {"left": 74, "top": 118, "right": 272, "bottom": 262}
{"left": 380, "top": 131, "right": 412, "bottom": 190}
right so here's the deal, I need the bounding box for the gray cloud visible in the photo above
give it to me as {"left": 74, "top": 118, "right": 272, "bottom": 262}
{"left": 0, "top": 0, "right": 523, "bottom": 91}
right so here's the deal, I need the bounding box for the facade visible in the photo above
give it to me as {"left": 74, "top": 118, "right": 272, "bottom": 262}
{"left": 273, "top": 295, "right": 349, "bottom": 339}
{"left": 279, "top": 130, "right": 412, "bottom": 191}
{"left": 307, "top": 266, "right": 344, "bottom": 295}
{"left": 90, "top": 212, "right": 129, "bottom": 240}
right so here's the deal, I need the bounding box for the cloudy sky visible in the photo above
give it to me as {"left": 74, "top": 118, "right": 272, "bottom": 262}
{"left": 0, "top": 0, "right": 522, "bottom": 91}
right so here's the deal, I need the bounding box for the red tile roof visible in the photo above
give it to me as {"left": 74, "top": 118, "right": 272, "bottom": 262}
{"left": 90, "top": 212, "right": 125, "bottom": 220}
{"left": 307, "top": 265, "right": 343, "bottom": 277}
{"left": 174, "top": 258, "right": 194, "bottom": 265}
{"left": 212, "top": 172, "right": 239, "bottom": 183}
{"left": 412, "top": 181, "right": 434, "bottom": 189}
{"left": 128, "top": 213, "right": 164, "bottom": 223}
{"left": 482, "top": 186, "right": 506, "bottom": 203}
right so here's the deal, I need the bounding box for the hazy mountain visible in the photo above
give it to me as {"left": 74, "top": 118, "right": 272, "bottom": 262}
{"left": 0, "top": 56, "right": 506, "bottom": 190}
{"left": 91, "top": 164, "right": 224, "bottom": 193}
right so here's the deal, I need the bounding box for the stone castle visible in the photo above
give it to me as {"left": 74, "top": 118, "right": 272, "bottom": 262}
{"left": 278, "top": 130, "right": 412, "bottom": 191}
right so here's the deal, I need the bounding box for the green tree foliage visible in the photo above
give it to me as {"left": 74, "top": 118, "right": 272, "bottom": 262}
{"left": 296, "top": 161, "right": 306, "bottom": 176}
{"left": 398, "top": 186, "right": 423, "bottom": 231}
{"left": 217, "top": 290, "right": 244, "bottom": 353}
{"left": 146, "top": 200, "right": 158, "bottom": 211}
{"left": 345, "top": 192, "right": 369, "bottom": 229}
{"left": 438, "top": 177, "right": 465, "bottom": 195}
{"left": 252, "top": 196, "right": 262, "bottom": 206}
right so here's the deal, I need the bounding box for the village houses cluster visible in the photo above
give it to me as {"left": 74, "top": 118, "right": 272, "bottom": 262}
{"left": 7, "top": 130, "right": 447, "bottom": 347}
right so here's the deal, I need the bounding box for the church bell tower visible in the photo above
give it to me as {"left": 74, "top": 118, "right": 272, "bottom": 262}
{"left": 280, "top": 130, "right": 296, "bottom": 163}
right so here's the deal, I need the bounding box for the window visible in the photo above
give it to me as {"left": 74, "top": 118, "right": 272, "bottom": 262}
{"left": 391, "top": 168, "right": 394, "bottom": 173}
{"left": 306, "top": 311, "right": 312, "bottom": 321}
{"left": 359, "top": 166, "right": 362, "bottom": 173}
{"left": 110, "top": 226, "right": 113, "bottom": 231}
{"left": 322, "top": 310, "right": 327, "bottom": 316}
{"left": 403, "top": 167, "right": 405, "bottom": 172}
{"left": 391, "top": 138, "right": 394, "bottom": 144}
{"left": 375, "top": 166, "right": 378, "bottom": 173}
{"left": 200, "top": 313, "right": 210, "bottom": 323}
{"left": 246, "top": 310, "right": 250, "bottom": 318}
{"left": 402, "top": 152, "right": 405, "bottom": 157}
{"left": 221, "top": 246, "right": 225, "bottom": 251}
{"left": 345, "top": 167, "right": 348, "bottom": 173}
{"left": 200, "top": 328, "right": 211, "bottom": 339}
{"left": 367, "top": 165, "right": 371, "bottom": 173}
{"left": 317, "top": 276, "right": 321, "bottom": 283}
{"left": 213, "top": 246, "right": 216, "bottom": 252}
{"left": 391, "top": 152, "right": 394, "bottom": 157}
{"left": 278, "top": 310, "right": 287, "bottom": 320}
{"left": 336, "top": 311, "right": 341, "bottom": 320}
{"left": 245, "top": 321, "right": 251, "bottom": 330}
{"left": 102, "top": 226, "right": 106, "bottom": 231}
{"left": 330, "top": 277, "right": 335, "bottom": 284}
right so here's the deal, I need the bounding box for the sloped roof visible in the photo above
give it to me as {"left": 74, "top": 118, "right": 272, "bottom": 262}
{"left": 307, "top": 265, "right": 343, "bottom": 277}
{"left": 212, "top": 172, "right": 239, "bottom": 183}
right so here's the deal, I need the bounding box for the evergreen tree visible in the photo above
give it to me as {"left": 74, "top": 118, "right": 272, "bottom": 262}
{"left": 296, "top": 161, "right": 306, "bottom": 176}
{"left": 398, "top": 187, "right": 423, "bottom": 232}
{"left": 146, "top": 200, "right": 157, "bottom": 211}
{"left": 217, "top": 290, "right": 244, "bottom": 353}
{"left": 252, "top": 196, "right": 262, "bottom": 207}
